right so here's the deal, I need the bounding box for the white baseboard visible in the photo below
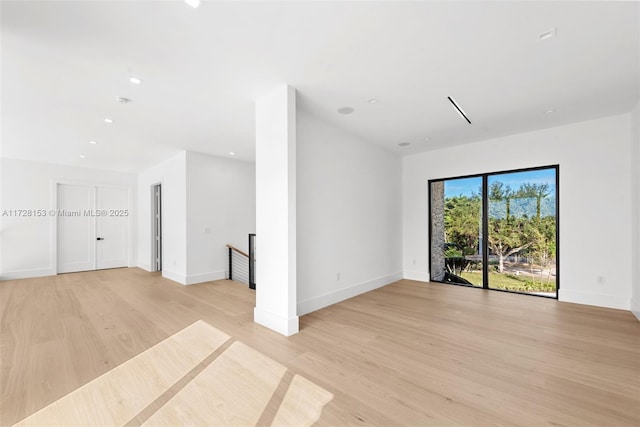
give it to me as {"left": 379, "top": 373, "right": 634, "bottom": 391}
{"left": 559, "top": 289, "right": 630, "bottom": 311}
{"left": 403, "top": 270, "right": 429, "bottom": 282}
{"left": 137, "top": 263, "right": 152, "bottom": 272}
{"left": 297, "top": 271, "right": 403, "bottom": 316}
{"left": 0, "top": 268, "right": 55, "bottom": 281}
{"left": 185, "top": 270, "right": 225, "bottom": 285}
{"left": 162, "top": 270, "right": 187, "bottom": 285}
{"left": 254, "top": 306, "right": 299, "bottom": 336}
{"left": 630, "top": 297, "right": 640, "bottom": 321}
{"left": 161, "top": 269, "right": 225, "bottom": 286}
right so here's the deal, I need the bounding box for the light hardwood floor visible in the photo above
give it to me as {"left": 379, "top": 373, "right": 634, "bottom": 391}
{"left": 1, "top": 268, "right": 639, "bottom": 426}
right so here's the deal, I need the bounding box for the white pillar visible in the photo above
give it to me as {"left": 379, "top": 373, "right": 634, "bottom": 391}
{"left": 254, "top": 85, "right": 299, "bottom": 336}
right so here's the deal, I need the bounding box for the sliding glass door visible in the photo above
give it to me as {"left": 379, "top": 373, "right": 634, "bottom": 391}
{"left": 429, "top": 166, "right": 558, "bottom": 298}
{"left": 430, "top": 177, "right": 483, "bottom": 287}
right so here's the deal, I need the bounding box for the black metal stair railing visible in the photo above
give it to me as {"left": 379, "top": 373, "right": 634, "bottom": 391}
{"left": 248, "top": 234, "right": 256, "bottom": 289}
{"left": 226, "top": 234, "right": 256, "bottom": 289}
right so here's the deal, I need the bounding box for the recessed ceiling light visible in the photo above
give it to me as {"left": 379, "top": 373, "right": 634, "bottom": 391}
{"left": 79, "top": 154, "right": 86, "bottom": 159}
{"left": 103, "top": 118, "right": 114, "bottom": 124}
{"left": 184, "top": 0, "right": 203, "bottom": 8}
{"left": 544, "top": 108, "right": 555, "bottom": 114}
{"left": 229, "top": 152, "right": 236, "bottom": 156}
{"left": 368, "top": 98, "right": 378, "bottom": 104}
{"left": 116, "top": 96, "right": 131, "bottom": 104}
{"left": 337, "top": 107, "right": 355, "bottom": 115}
{"left": 129, "top": 76, "right": 142, "bottom": 85}
{"left": 425, "top": 137, "right": 431, "bottom": 142}
{"left": 398, "top": 142, "right": 411, "bottom": 147}
{"left": 89, "top": 140, "right": 97, "bottom": 145}
{"left": 539, "top": 28, "right": 557, "bottom": 41}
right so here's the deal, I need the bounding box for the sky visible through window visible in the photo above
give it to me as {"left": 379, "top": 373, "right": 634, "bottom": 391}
{"left": 444, "top": 169, "right": 556, "bottom": 199}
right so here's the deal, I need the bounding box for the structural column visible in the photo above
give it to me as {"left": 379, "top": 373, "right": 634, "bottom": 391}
{"left": 254, "top": 85, "right": 299, "bottom": 336}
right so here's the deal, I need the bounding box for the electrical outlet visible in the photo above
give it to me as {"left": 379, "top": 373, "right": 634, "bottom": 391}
{"left": 597, "top": 276, "right": 606, "bottom": 285}
{"left": 337, "top": 272, "right": 340, "bottom": 281}
{"left": 413, "top": 258, "right": 416, "bottom": 265}
{"left": 204, "top": 227, "right": 211, "bottom": 234}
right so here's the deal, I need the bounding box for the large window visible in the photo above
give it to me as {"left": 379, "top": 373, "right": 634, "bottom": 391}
{"left": 429, "top": 166, "right": 559, "bottom": 298}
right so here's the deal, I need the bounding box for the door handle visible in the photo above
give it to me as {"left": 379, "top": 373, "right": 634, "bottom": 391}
{"left": 97, "top": 237, "right": 104, "bottom": 241}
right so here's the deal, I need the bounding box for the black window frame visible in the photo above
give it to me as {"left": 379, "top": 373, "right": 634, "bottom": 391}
{"left": 427, "top": 164, "right": 560, "bottom": 299}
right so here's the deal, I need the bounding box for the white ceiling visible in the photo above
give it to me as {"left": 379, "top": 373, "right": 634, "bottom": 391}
{"left": 2, "top": 1, "right": 639, "bottom": 173}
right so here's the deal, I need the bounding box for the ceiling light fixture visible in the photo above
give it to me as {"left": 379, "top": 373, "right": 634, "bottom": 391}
{"left": 129, "top": 76, "right": 143, "bottom": 85}
{"left": 79, "top": 154, "right": 86, "bottom": 159}
{"left": 368, "top": 98, "right": 378, "bottom": 104}
{"left": 184, "top": 0, "right": 203, "bottom": 8}
{"left": 539, "top": 28, "right": 557, "bottom": 41}
{"left": 103, "top": 118, "right": 114, "bottom": 124}
{"left": 337, "top": 107, "right": 355, "bottom": 115}
{"left": 229, "top": 152, "right": 236, "bottom": 156}
{"left": 544, "top": 108, "right": 555, "bottom": 114}
{"left": 398, "top": 142, "right": 411, "bottom": 147}
{"left": 89, "top": 140, "right": 97, "bottom": 145}
{"left": 447, "top": 96, "right": 472, "bottom": 124}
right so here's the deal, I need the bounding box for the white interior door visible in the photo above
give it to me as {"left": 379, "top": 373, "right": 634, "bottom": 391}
{"left": 57, "top": 184, "right": 96, "bottom": 273}
{"left": 57, "top": 184, "right": 129, "bottom": 273}
{"left": 96, "top": 187, "right": 129, "bottom": 269}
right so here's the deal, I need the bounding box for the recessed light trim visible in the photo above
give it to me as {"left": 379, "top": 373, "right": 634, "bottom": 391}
{"left": 368, "top": 98, "right": 378, "bottom": 104}
{"left": 184, "top": 0, "right": 203, "bottom": 8}
{"left": 447, "top": 96, "right": 472, "bottom": 124}
{"left": 398, "top": 142, "right": 411, "bottom": 147}
{"left": 129, "top": 76, "right": 143, "bottom": 85}
{"left": 229, "top": 152, "right": 236, "bottom": 156}
{"left": 544, "top": 108, "right": 555, "bottom": 114}
{"left": 89, "top": 140, "right": 97, "bottom": 145}
{"left": 79, "top": 154, "right": 86, "bottom": 159}
{"left": 337, "top": 107, "right": 355, "bottom": 115}
{"left": 103, "top": 118, "right": 114, "bottom": 124}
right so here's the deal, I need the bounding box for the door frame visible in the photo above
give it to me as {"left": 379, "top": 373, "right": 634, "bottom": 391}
{"left": 427, "top": 164, "right": 560, "bottom": 299}
{"left": 150, "top": 182, "right": 163, "bottom": 272}
{"left": 52, "top": 180, "right": 133, "bottom": 275}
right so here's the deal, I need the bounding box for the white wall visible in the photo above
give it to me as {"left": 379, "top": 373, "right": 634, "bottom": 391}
{"left": 0, "top": 158, "right": 136, "bottom": 280}
{"left": 137, "top": 150, "right": 255, "bottom": 286}
{"left": 403, "top": 113, "right": 634, "bottom": 310}
{"left": 631, "top": 101, "right": 640, "bottom": 320}
{"left": 185, "top": 151, "right": 256, "bottom": 284}
{"left": 137, "top": 151, "right": 187, "bottom": 283}
{"left": 296, "top": 111, "right": 403, "bottom": 315}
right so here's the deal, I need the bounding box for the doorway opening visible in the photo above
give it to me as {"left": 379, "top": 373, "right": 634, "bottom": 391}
{"left": 151, "top": 183, "right": 162, "bottom": 272}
